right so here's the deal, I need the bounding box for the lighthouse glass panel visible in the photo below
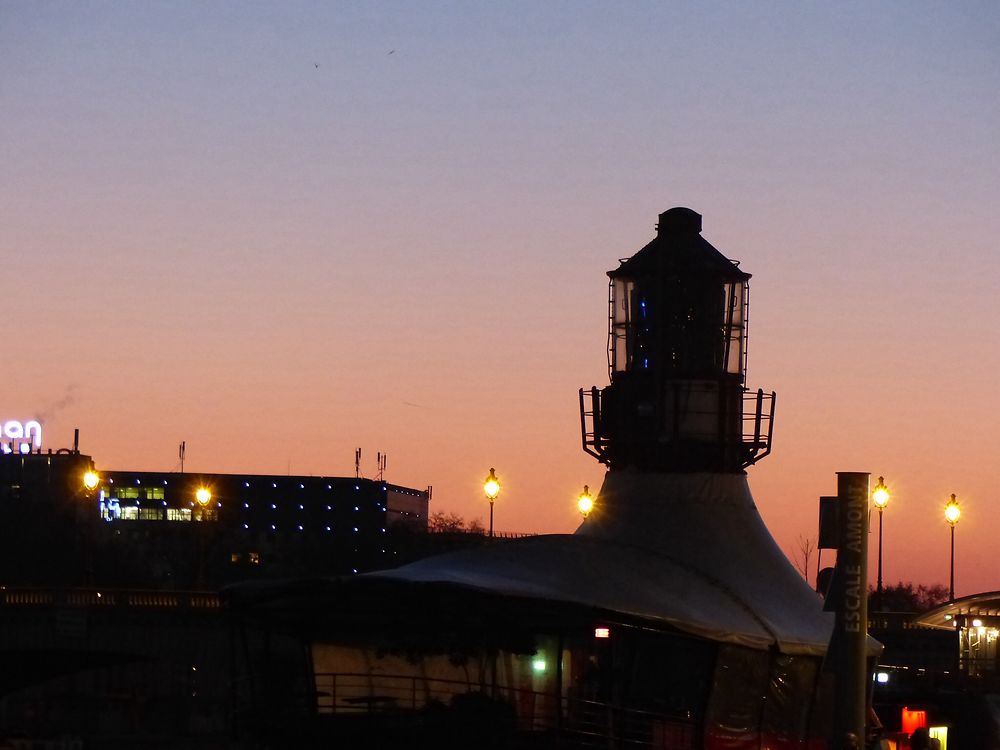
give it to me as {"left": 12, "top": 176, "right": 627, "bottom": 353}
{"left": 610, "top": 278, "right": 635, "bottom": 373}
{"left": 722, "top": 281, "right": 747, "bottom": 377}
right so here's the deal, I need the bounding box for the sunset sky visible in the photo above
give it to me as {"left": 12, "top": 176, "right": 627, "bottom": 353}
{"left": 3, "top": 2, "right": 998, "bottom": 595}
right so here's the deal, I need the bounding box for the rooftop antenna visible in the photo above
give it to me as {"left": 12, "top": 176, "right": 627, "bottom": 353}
{"left": 355, "top": 448, "right": 361, "bottom": 479}
{"left": 179, "top": 441, "right": 186, "bottom": 473}
{"left": 377, "top": 452, "right": 387, "bottom": 481}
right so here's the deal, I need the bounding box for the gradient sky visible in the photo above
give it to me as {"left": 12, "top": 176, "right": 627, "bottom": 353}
{"left": 3, "top": 2, "right": 999, "bottom": 596}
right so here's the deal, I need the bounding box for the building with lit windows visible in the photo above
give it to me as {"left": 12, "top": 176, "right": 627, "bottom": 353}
{"left": 0, "top": 448, "right": 430, "bottom": 589}
{"left": 0, "top": 443, "right": 432, "bottom": 746}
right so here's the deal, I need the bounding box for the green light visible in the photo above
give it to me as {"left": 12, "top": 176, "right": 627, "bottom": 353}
{"left": 532, "top": 658, "right": 546, "bottom": 673}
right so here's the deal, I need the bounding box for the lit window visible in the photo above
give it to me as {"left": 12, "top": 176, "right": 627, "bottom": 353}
{"left": 167, "top": 508, "right": 192, "bottom": 522}
{"left": 231, "top": 553, "right": 241, "bottom": 563}
{"left": 594, "top": 627, "right": 611, "bottom": 639}
{"left": 249, "top": 552, "right": 260, "bottom": 565}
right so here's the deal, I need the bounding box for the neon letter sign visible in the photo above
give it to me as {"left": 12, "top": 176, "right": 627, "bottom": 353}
{"left": 2, "top": 420, "right": 42, "bottom": 450}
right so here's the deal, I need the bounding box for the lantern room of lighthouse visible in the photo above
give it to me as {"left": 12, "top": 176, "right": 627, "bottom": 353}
{"left": 580, "top": 207, "right": 775, "bottom": 473}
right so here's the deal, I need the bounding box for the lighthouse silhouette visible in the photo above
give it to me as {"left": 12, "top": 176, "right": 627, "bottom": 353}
{"left": 231, "top": 208, "right": 849, "bottom": 749}
{"left": 580, "top": 206, "right": 774, "bottom": 474}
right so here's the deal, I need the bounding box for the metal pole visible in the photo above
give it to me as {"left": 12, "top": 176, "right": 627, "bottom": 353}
{"left": 876, "top": 509, "right": 884, "bottom": 612}
{"left": 489, "top": 500, "right": 494, "bottom": 538}
{"left": 950, "top": 524, "right": 955, "bottom": 601}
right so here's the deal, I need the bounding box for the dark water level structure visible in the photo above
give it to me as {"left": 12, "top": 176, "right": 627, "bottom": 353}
{"left": 228, "top": 209, "right": 859, "bottom": 749}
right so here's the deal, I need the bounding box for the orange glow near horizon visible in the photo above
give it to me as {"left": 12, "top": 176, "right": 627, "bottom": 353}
{"left": 4, "top": 3, "right": 999, "bottom": 596}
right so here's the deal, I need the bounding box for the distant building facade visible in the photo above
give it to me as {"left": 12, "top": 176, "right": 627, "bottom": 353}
{"left": 0, "top": 441, "right": 433, "bottom": 745}
{"left": 0, "top": 447, "right": 430, "bottom": 589}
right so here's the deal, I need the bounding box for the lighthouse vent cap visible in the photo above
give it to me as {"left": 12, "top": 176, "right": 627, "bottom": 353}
{"left": 657, "top": 207, "right": 702, "bottom": 236}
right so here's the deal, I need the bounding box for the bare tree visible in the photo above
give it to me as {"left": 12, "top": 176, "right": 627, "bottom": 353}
{"left": 428, "top": 512, "right": 486, "bottom": 534}
{"left": 428, "top": 511, "right": 467, "bottom": 533}
{"left": 791, "top": 534, "right": 815, "bottom": 581}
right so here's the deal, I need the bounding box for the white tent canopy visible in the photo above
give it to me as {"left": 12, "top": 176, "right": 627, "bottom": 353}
{"left": 373, "top": 472, "right": 840, "bottom": 655}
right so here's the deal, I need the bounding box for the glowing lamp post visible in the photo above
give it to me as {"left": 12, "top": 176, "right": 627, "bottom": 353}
{"left": 195, "top": 486, "right": 213, "bottom": 588}
{"left": 577, "top": 485, "right": 594, "bottom": 520}
{"left": 945, "top": 494, "right": 960, "bottom": 601}
{"left": 83, "top": 470, "right": 100, "bottom": 493}
{"left": 871, "top": 477, "right": 890, "bottom": 611}
{"left": 484, "top": 468, "right": 500, "bottom": 538}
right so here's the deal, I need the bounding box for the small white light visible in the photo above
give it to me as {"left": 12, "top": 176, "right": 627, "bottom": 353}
{"left": 973, "top": 619, "right": 983, "bottom": 627}
{"left": 532, "top": 658, "right": 546, "bottom": 673}
{"left": 875, "top": 672, "right": 889, "bottom": 684}
{"left": 594, "top": 627, "right": 610, "bottom": 639}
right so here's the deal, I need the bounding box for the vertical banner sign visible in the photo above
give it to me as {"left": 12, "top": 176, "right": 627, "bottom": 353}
{"left": 831, "top": 472, "right": 870, "bottom": 749}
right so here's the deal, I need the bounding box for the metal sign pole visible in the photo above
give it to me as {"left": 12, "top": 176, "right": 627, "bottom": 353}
{"left": 829, "top": 471, "right": 870, "bottom": 749}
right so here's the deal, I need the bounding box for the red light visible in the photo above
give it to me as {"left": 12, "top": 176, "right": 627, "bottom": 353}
{"left": 902, "top": 707, "right": 927, "bottom": 735}
{"left": 594, "top": 627, "right": 610, "bottom": 639}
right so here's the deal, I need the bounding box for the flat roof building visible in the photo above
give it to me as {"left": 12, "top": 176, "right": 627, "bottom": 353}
{"left": 0, "top": 447, "right": 430, "bottom": 589}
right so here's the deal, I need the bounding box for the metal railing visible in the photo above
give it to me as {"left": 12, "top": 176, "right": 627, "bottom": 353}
{"left": 311, "top": 672, "right": 698, "bottom": 749}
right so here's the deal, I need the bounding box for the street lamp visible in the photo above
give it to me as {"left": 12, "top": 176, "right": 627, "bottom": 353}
{"left": 195, "top": 487, "right": 212, "bottom": 506}
{"left": 872, "top": 477, "right": 890, "bottom": 611}
{"left": 83, "top": 470, "right": 100, "bottom": 492}
{"left": 577, "top": 485, "right": 594, "bottom": 520}
{"left": 945, "top": 494, "right": 960, "bottom": 601}
{"left": 484, "top": 468, "right": 500, "bottom": 538}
